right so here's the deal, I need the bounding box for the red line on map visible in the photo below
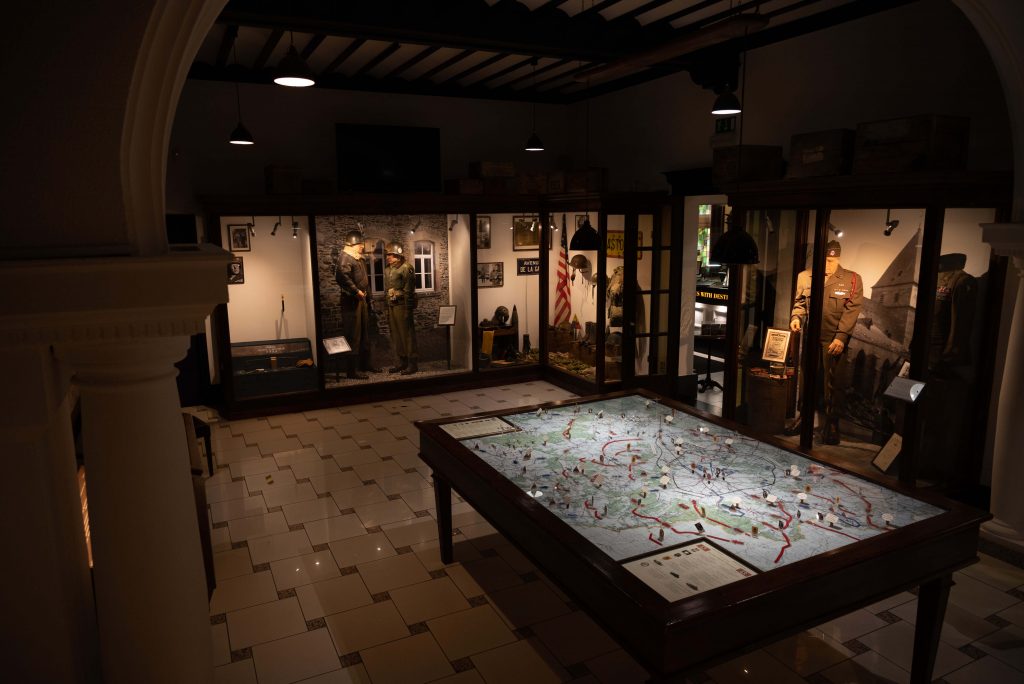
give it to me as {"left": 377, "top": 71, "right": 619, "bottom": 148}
{"left": 804, "top": 520, "right": 859, "bottom": 540}
{"left": 834, "top": 479, "right": 886, "bottom": 530}
{"left": 647, "top": 533, "right": 663, "bottom": 546}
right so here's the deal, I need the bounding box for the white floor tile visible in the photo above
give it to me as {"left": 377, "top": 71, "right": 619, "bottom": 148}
{"left": 308, "top": 471, "right": 364, "bottom": 495}
{"left": 304, "top": 514, "right": 367, "bottom": 547}
{"left": 244, "top": 468, "right": 296, "bottom": 492}
{"left": 945, "top": 655, "right": 1024, "bottom": 684}
{"left": 975, "top": 625, "right": 1024, "bottom": 672}
{"left": 214, "top": 659, "right": 257, "bottom": 684}
{"left": 331, "top": 484, "right": 389, "bottom": 510}
{"left": 857, "top": 620, "right": 973, "bottom": 679}
{"left": 329, "top": 532, "right": 397, "bottom": 567}
{"left": 949, "top": 574, "right": 1020, "bottom": 618}
{"left": 248, "top": 529, "right": 314, "bottom": 565}
{"left": 206, "top": 481, "right": 249, "bottom": 504}
{"left": 226, "top": 597, "right": 308, "bottom": 650}
{"left": 290, "top": 458, "right": 342, "bottom": 481}
{"left": 210, "top": 571, "right": 278, "bottom": 614}
{"left": 210, "top": 495, "right": 268, "bottom": 524}
{"left": 228, "top": 512, "right": 289, "bottom": 543}
{"left": 962, "top": 555, "right": 1024, "bottom": 592}
{"left": 251, "top": 627, "right": 340, "bottom": 684}
{"left": 262, "top": 482, "right": 318, "bottom": 509}
{"left": 270, "top": 550, "right": 340, "bottom": 591}
{"left": 229, "top": 457, "right": 280, "bottom": 479}
{"left": 295, "top": 574, "right": 373, "bottom": 620}
{"left": 284, "top": 497, "right": 341, "bottom": 525}
{"left": 211, "top": 622, "right": 231, "bottom": 666}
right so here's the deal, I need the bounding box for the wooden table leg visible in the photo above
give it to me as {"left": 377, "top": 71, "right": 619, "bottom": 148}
{"left": 910, "top": 573, "right": 953, "bottom": 684}
{"left": 433, "top": 474, "right": 454, "bottom": 564}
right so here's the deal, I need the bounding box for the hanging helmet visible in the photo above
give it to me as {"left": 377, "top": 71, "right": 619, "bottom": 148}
{"left": 385, "top": 242, "right": 405, "bottom": 257}
{"left": 493, "top": 306, "right": 510, "bottom": 325}
{"left": 569, "top": 254, "right": 590, "bottom": 271}
{"left": 344, "top": 230, "right": 365, "bottom": 246}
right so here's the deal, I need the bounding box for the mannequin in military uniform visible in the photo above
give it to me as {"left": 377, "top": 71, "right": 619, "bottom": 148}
{"left": 335, "top": 229, "right": 375, "bottom": 379}
{"left": 790, "top": 240, "right": 863, "bottom": 445}
{"left": 385, "top": 242, "right": 418, "bottom": 375}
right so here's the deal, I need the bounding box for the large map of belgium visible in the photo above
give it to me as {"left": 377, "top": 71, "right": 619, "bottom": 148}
{"left": 461, "top": 394, "right": 942, "bottom": 572}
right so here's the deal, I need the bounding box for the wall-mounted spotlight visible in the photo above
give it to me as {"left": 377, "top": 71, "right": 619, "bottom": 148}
{"left": 410, "top": 219, "right": 421, "bottom": 235}
{"left": 271, "top": 216, "right": 281, "bottom": 236}
{"left": 828, "top": 223, "right": 843, "bottom": 239}
{"left": 449, "top": 215, "right": 458, "bottom": 231}
{"left": 883, "top": 209, "right": 899, "bottom": 236}
{"left": 291, "top": 216, "right": 299, "bottom": 239}
{"left": 248, "top": 222, "right": 256, "bottom": 238}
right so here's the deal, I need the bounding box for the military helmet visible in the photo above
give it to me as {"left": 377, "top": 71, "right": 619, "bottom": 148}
{"left": 385, "top": 242, "right": 405, "bottom": 257}
{"left": 569, "top": 254, "right": 590, "bottom": 271}
{"left": 344, "top": 230, "right": 365, "bottom": 247}
{"left": 493, "top": 306, "right": 510, "bottom": 325}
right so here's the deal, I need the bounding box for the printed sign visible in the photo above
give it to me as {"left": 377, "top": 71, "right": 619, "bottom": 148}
{"left": 517, "top": 258, "right": 540, "bottom": 275}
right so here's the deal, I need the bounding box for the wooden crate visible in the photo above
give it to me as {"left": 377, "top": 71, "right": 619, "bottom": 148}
{"left": 853, "top": 115, "right": 969, "bottom": 174}
{"left": 712, "top": 146, "right": 784, "bottom": 185}
{"left": 787, "top": 129, "right": 855, "bottom": 178}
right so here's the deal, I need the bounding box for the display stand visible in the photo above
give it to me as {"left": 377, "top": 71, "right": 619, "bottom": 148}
{"left": 696, "top": 333, "right": 724, "bottom": 393}
{"left": 437, "top": 306, "right": 457, "bottom": 371}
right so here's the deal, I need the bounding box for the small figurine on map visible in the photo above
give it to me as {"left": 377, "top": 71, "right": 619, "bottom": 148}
{"left": 725, "top": 438, "right": 733, "bottom": 446}
{"left": 592, "top": 473, "right": 605, "bottom": 487}
{"left": 641, "top": 487, "right": 648, "bottom": 498}
{"left": 766, "top": 494, "right": 778, "bottom": 505}
{"left": 522, "top": 466, "right": 527, "bottom": 475}
{"left": 536, "top": 408, "right": 543, "bottom": 416}
{"left": 660, "top": 475, "right": 669, "bottom": 488}
{"left": 825, "top": 512, "right": 839, "bottom": 528}
{"left": 698, "top": 426, "right": 707, "bottom": 433}
{"left": 835, "top": 496, "right": 841, "bottom": 506}
{"left": 524, "top": 449, "right": 532, "bottom": 460}
{"left": 598, "top": 410, "right": 604, "bottom": 419}
{"left": 665, "top": 415, "right": 674, "bottom": 424}
{"left": 778, "top": 520, "right": 784, "bottom": 529}
{"left": 691, "top": 462, "right": 697, "bottom": 473}
{"left": 796, "top": 510, "right": 802, "bottom": 519}
{"left": 751, "top": 525, "right": 759, "bottom": 537}
{"left": 695, "top": 522, "right": 704, "bottom": 533}
{"left": 645, "top": 400, "right": 652, "bottom": 409}
{"left": 603, "top": 504, "right": 608, "bottom": 515}
{"left": 730, "top": 496, "right": 741, "bottom": 509}
{"left": 882, "top": 513, "right": 894, "bottom": 527}
{"left": 790, "top": 465, "right": 800, "bottom": 478}
{"left": 674, "top": 437, "right": 684, "bottom": 446}
{"left": 805, "top": 484, "right": 812, "bottom": 493}
{"left": 762, "top": 489, "right": 769, "bottom": 498}
{"left": 543, "top": 439, "right": 547, "bottom": 446}
{"left": 817, "top": 512, "right": 824, "bottom": 521}
{"left": 797, "top": 492, "right": 808, "bottom": 504}
{"left": 658, "top": 528, "right": 665, "bottom": 541}
{"left": 675, "top": 446, "right": 683, "bottom": 455}
{"left": 599, "top": 453, "right": 605, "bottom": 464}
{"left": 700, "top": 505, "right": 706, "bottom": 517}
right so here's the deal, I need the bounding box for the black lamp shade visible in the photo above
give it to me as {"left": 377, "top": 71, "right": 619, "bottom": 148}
{"left": 524, "top": 132, "right": 544, "bottom": 152}
{"left": 274, "top": 45, "right": 316, "bottom": 87}
{"left": 711, "top": 91, "right": 742, "bottom": 116}
{"left": 569, "top": 217, "right": 600, "bottom": 251}
{"left": 229, "top": 122, "right": 255, "bottom": 145}
{"left": 710, "top": 226, "right": 759, "bottom": 264}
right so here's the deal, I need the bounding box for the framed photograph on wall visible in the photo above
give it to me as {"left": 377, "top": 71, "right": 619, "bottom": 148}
{"left": 229, "top": 225, "right": 251, "bottom": 252}
{"left": 227, "top": 256, "right": 245, "bottom": 285}
{"left": 476, "top": 216, "right": 491, "bottom": 250}
{"left": 477, "top": 262, "right": 504, "bottom": 288}
{"left": 512, "top": 215, "right": 541, "bottom": 251}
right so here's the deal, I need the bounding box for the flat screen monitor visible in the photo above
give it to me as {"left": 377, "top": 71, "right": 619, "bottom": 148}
{"left": 336, "top": 123, "right": 441, "bottom": 193}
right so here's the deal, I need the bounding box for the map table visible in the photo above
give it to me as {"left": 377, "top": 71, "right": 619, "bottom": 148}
{"left": 416, "top": 390, "right": 988, "bottom": 682}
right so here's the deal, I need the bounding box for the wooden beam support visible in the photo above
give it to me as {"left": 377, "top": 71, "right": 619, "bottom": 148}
{"left": 352, "top": 41, "right": 402, "bottom": 79}
{"left": 381, "top": 45, "right": 440, "bottom": 79}
{"left": 474, "top": 55, "right": 535, "bottom": 87}
{"left": 322, "top": 38, "right": 366, "bottom": 75}
{"left": 216, "top": 25, "right": 239, "bottom": 68}
{"left": 650, "top": 0, "right": 726, "bottom": 28}
{"left": 577, "top": 0, "right": 624, "bottom": 19}
{"left": 299, "top": 33, "right": 326, "bottom": 60}
{"left": 252, "top": 28, "right": 284, "bottom": 70}
{"left": 502, "top": 57, "right": 572, "bottom": 88}
{"left": 437, "top": 52, "right": 510, "bottom": 86}
{"left": 414, "top": 49, "right": 474, "bottom": 82}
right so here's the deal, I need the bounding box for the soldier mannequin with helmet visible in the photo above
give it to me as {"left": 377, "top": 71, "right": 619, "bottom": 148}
{"left": 789, "top": 239, "right": 863, "bottom": 445}
{"left": 335, "top": 229, "right": 379, "bottom": 379}
{"left": 385, "top": 242, "right": 419, "bottom": 375}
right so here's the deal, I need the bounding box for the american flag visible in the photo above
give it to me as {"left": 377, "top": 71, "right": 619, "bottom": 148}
{"left": 553, "top": 214, "right": 572, "bottom": 325}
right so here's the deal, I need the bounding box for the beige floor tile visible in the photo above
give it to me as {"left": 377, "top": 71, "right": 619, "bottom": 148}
{"left": 410, "top": 536, "right": 482, "bottom": 573}
{"left": 214, "top": 547, "right": 254, "bottom": 581}
{"left": 389, "top": 577, "right": 471, "bottom": 624}
{"left": 270, "top": 550, "right": 341, "bottom": 591}
{"left": 229, "top": 457, "right": 281, "bottom": 479}
{"left": 360, "top": 632, "right": 455, "bottom": 684}
{"left": 400, "top": 487, "right": 437, "bottom": 513}
{"left": 297, "top": 665, "right": 372, "bottom": 683}
{"left": 291, "top": 458, "right": 342, "bottom": 481}
{"left": 207, "top": 481, "right": 249, "bottom": 504}
{"left": 889, "top": 599, "right": 999, "bottom": 648}
{"left": 392, "top": 450, "right": 425, "bottom": 471}
{"left": 214, "top": 659, "right": 257, "bottom": 684}
{"left": 206, "top": 469, "right": 235, "bottom": 487}
{"left": 258, "top": 437, "right": 305, "bottom": 455}
{"left": 353, "top": 459, "right": 406, "bottom": 482}
{"left": 821, "top": 650, "right": 909, "bottom": 684}
{"left": 353, "top": 498, "right": 416, "bottom": 527}
{"left": 451, "top": 510, "right": 488, "bottom": 529}
{"left": 492, "top": 543, "right": 535, "bottom": 574}
{"left": 324, "top": 601, "right": 410, "bottom": 654}
{"left": 296, "top": 574, "right": 373, "bottom": 620}
{"left": 304, "top": 514, "right": 367, "bottom": 547}
{"left": 444, "top": 562, "right": 486, "bottom": 599}
{"left": 272, "top": 447, "right": 322, "bottom": 468}
{"left": 331, "top": 484, "right": 389, "bottom": 510}
{"left": 961, "top": 554, "right": 1024, "bottom": 592}
{"left": 210, "top": 570, "right": 278, "bottom": 614}
{"left": 431, "top": 671, "right": 485, "bottom": 684}
{"left": 284, "top": 497, "right": 341, "bottom": 525}
{"left": 428, "top": 604, "right": 517, "bottom": 660}
{"left": 706, "top": 649, "right": 805, "bottom": 684}
{"left": 248, "top": 529, "right": 314, "bottom": 565}
{"left": 999, "top": 602, "right": 1024, "bottom": 627}
{"left": 329, "top": 532, "right": 396, "bottom": 567}
{"left": 210, "top": 495, "right": 268, "bottom": 524}
{"left": 531, "top": 611, "right": 619, "bottom": 666}
{"left": 472, "top": 639, "right": 565, "bottom": 684}
{"left": 945, "top": 655, "right": 1024, "bottom": 684}
{"left": 211, "top": 622, "right": 231, "bottom": 666}
{"left": 251, "top": 627, "right": 340, "bottom": 684}
{"left": 488, "top": 580, "right": 572, "bottom": 629}
{"left": 586, "top": 649, "right": 648, "bottom": 684}
{"left": 244, "top": 469, "right": 296, "bottom": 492}
{"left": 243, "top": 427, "right": 288, "bottom": 445}
{"left": 218, "top": 445, "right": 263, "bottom": 467}
{"left": 261, "top": 482, "right": 318, "bottom": 509}
{"left": 975, "top": 625, "right": 1024, "bottom": 672}
{"left": 309, "top": 471, "right": 364, "bottom": 495}
{"left": 457, "top": 555, "right": 523, "bottom": 594}
{"left": 858, "top": 621, "right": 973, "bottom": 678}
{"left": 226, "top": 597, "right": 308, "bottom": 650}
{"left": 462, "top": 522, "right": 501, "bottom": 544}
{"left": 212, "top": 526, "right": 232, "bottom": 552}
{"left": 376, "top": 472, "right": 429, "bottom": 496}
{"left": 357, "top": 552, "right": 431, "bottom": 594}
{"left": 863, "top": 591, "right": 916, "bottom": 614}
{"left": 331, "top": 449, "right": 382, "bottom": 468}
{"left": 338, "top": 421, "right": 384, "bottom": 438}
{"left": 228, "top": 511, "right": 289, "bottom": 543}
{"left": 764, "top": 630, "right": 853, "bottom": 676}
{"left": 381, "top": 517, "right": 439, "bottom": 548}
{"left": 949, "top": 574, "right": 1020, "bottom": 618}
{"left": 814, "top": 609, "right": 888, "bottom": 643}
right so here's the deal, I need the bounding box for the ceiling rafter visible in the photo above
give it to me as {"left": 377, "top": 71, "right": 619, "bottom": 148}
{"left": 474, "top": 55, "right": 536, "bottom": 87}
{"left": 381, "top": 45, "right": 441, "bottom": 79}
{"left": 577, "top": 0, "right": 625, "bottom": 19}
{"left": 215, "top": 25, "right": 239, "bottom": 68}
{"left": 437, "top": 52, "right": 511, "bottom": 86}
{"left": 501, "top": 56, "right": 573, "bottom": 88}
{"left": 650, "top": 0, "right": 727, "bottom": 29}
{"left": 414, "top": 49, "right": 475, "bottom": 82}
{"left": 252, "top": 28, "right": 284, "bottom": 69}
{"left": 616, "top": 0, "right": 679, "bottom": 23}
{"left": 322, "top": 38, "right": 366, "bottom": 75}
{"left": 299, "top": 33, "right": 327, "bottom": 60}
{"left": 352, "top": 42, "right": 402, "bottom": 79}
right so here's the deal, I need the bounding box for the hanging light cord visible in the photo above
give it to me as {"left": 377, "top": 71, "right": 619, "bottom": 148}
{"left": 233, "top": 45, "right": 243, "bottom": 121}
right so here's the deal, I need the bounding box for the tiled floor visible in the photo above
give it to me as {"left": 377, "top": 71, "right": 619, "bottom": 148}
{"left": 202, "top": 381, "right": 1024, "bottom": 684}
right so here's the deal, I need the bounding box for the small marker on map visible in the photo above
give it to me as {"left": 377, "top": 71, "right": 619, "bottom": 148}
{"left": 805, "top": 484, "right": 812, "bottom": 493}
{"left": 646, "top": 400, "right": 652, "bottom": 409}
{"left": 790, "top": 466, "right": 800, "bottom": 478}
{"left": 725, "top": 438, "right": 733, "bottom": 445}
{"left": 766, "top": 494, "right": 778, "bottom": 505}
{"left": 536, "top": 408, "right": 543, "bottom": 416}
{"left": 699, "top": 426, "right": 707, "bottom": 433}
{"left": 751, "top": 525, "right": 759, "bottom": 537}
{"left": 660, "top": 475, "right": 669, "bottom": 488}
{"left": 603, "top": 504, "right": 608, "bottom": 515}
{"left": 762, "top": 489, "right": 769, "bottom": 499}
{"left": 882, "top": 513, "right": 894, "bottom": 526}
{"left": 658, "top": 528, "right": 665, "bottom": 541}
{"left": 797, "top": 492, "right": 807, "bottom": 503}
{"left": 731, "top": 496, "right": 741, "bottom": 509}
{"left": 661, "top": 465, "right": 669, "bottom": 473}
{"left": 695, "top": 522, "right": 704, "bottom": 533}
{"left": 778, "top": 520, "right": 784, "bottom": 529}
{"left": 817, "top": 512, "right": 824, "bottom": 521}
{"left": 598, "top": 410, "right": 604, "bottom": 419}
{"left": 665, "top": 415, "right": 674, "bottom": 424}
{"left": 826, "top": 513, "right": 839, "bottom": 527}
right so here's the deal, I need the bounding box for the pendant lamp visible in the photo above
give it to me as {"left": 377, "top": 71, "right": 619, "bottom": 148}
{"left": 229, "top": 47, "right": 254, "bottom": 145}
{"left": 711, "top": 90, "right": 742, "bottom": 116}
{"left": 274, "top": 32, "right": 315, "bottom": 87}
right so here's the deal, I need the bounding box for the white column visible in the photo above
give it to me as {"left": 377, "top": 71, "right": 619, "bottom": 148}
{"left": 0, "top": 346, "right": 100, "bottom": 682}
{"left": 65, "top": 337, "right": 213, "bottom": 684}
{"left": 981, "top": 225, "right": 1024, "bottom": 551}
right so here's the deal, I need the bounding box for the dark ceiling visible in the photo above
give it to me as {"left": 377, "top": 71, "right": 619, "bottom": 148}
{"left": 189, "top": 0, "right": 915, "bottom": 103}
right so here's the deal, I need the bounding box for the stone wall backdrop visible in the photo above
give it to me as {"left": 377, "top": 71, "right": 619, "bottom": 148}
{"left": 315, "top": 214, "right": 450, "bottom": 366}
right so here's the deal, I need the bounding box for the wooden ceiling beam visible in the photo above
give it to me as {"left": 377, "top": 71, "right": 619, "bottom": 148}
{"left": 474, "top": 55, "right": 536, "bottom": 87}
{"left": 577, "top": 0, "right": 625, "bottom": 19}
{"left": 216, "top": 25, "right": 239, "bottom": 68}
{"left": 352, "top": 42, "right": 402, "bottom": 79}
{"left": 616, "top": 0, "right": 678, "bottom": 23}
{"left": 381, "top": 45, "right": 441, "bottom": 79}
{"left": 322, "top": 38, "right": 366, "bottom": 75}
{"left": 252, "top": 28, "right": 284, "bottom": 69}
{"left": 299, "top": 33, "right": 327, "bottom": 60}
{"left": 436, "top": 52, "right": 510, "bottom": 86}
{"left": 414, "top": 49, "right": 474, "bottom": 82}
{"left": 649, "top": 0, "right": 725, "bottom": 28}
{"left": 501, "top": 56, "right": 572, "bottom": 88}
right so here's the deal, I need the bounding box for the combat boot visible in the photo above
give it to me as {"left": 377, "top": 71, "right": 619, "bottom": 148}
{"left": 400, "top": 360, "right": 419, "bottom": 375}
{"left": 390, "top": 357, "right": 407, "bottom": 373}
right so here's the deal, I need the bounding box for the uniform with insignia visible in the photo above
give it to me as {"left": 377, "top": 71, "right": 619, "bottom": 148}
{"left": 385, "top": 243, "right": 418, "bottom": 374}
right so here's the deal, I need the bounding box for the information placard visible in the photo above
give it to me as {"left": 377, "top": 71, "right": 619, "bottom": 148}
{"left": 623, "top": 541, "right": 756, "bottom": 601}
{"left": 442, "top": 417, "right": 519, "bottom": 440}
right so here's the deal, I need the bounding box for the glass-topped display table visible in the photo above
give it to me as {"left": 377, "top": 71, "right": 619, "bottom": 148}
{"left": 417, "top": 389, "right": 987, "bottom": 682}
